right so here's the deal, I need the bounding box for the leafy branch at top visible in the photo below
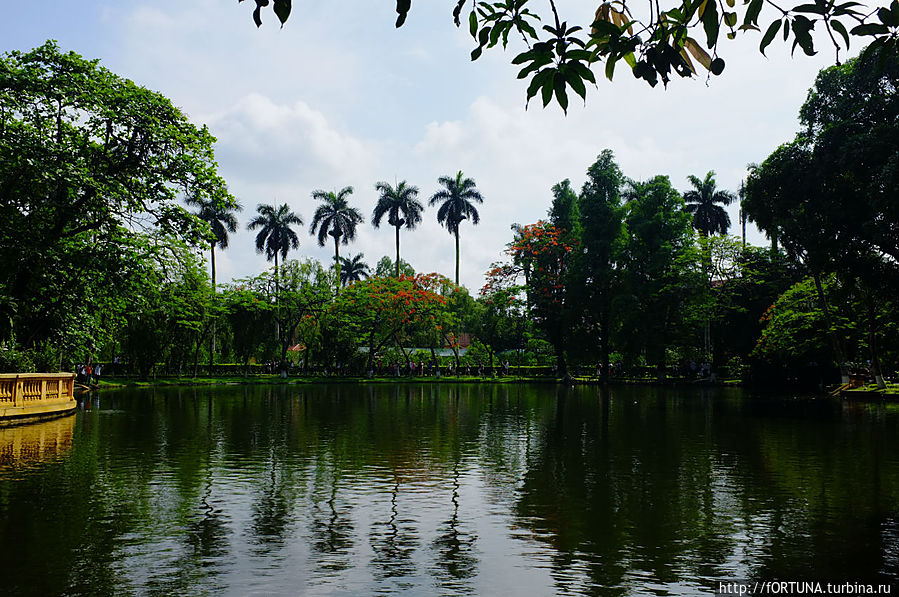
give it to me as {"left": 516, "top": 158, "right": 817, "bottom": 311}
{"left": 243, "top": 0, "right": 899, "bottom": 112}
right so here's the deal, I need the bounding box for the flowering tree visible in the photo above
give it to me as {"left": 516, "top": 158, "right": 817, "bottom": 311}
{"left": 331, "top": 273, "right": 455, "bottom": 371}
{"left": 490, "top": 219, "right": 577, "bottom": 376}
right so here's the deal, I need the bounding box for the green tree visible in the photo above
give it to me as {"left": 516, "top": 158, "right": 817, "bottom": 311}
{"left": 338, "top": 253, "right": 371, "bottom": 286}
{"left": 309, "top": 187, "right": 364, "bottom": 293}
{"left": 120, "top": 239, "right": 215, "bottom": 379}
{"left": 185, "top": 190, "right": 243, "bottom": 293}
{"left": 372, "top": 180, "right": 424, "bottom": 277}
{"left": 230, "top": 259, "right": 334, "bottom": 370}
{"left": 683, "top": 171, "right": 735, "bottom": 237}
{"left": 0, "top": 41, "right": 233, "bottom": 359}
{"left": 273, "top": 259, "right": 334, "bottom": 367}
{"left": 744, "top": 48, "right": 899, "bottom": 387}
{"left": 578, "top": 151, "right": 626, "bottom": 379}
{"left": 752, "top": 276, "right": 858, "bottom": 369}
{"left": 474, "top": 284, "right": 525, "bottom": 370}
{"left": 618, "top": 175, "right": 701, "bottom": 376}
{"left": 507, "top": 220, "right": 577, "bottom": 378}
{"left": 375, "top": 256, "right": 415, "bottom": 278}
{"left": 222, "top": 286, "right": 276, "bottom": 376}
{"left": 185, "top": 188, "right": 243, "bottom": 367}
{"left": 247, "top": 203, "right": 304, "bottom": 293}
{"left": 429, "top": 171, "right": 485, "bottom": 286}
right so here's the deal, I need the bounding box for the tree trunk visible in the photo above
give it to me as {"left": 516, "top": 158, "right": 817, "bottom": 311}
{"left": 811, "top": 272, "right": 850, "bottom": 384}
{"left": 394, "top": 333, "right": 411, "bottom": 371}
{"left": 395, "top": 224, "right": 401, "bottom": 277}
{"left": 866, "top": 291, "right": 887, "bottom": 390}
{"left": 600, "top": 308, "right": 611, "bottom": 382}
{"left": 210, "top": 243, "right": 216, "bottom": 371}
{"left": 193, "top": 334, "right": 202, "bottom": 378}
{"left": 334, "top": 235, "right": 341, "bottom": 294}
{"left": 454, "top": 229, "right": 460, "bottom": 286}
{"left": 555, "top": 345, "right": 569, "bottom": 381}
{"left": 274, "top": 252, "right": 282, "bottom": 370}
{"left": 367, "top": 325, "right": 377, "bottom": 372}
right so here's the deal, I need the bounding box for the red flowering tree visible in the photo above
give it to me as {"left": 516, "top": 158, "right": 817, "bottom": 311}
{"left": 489, "top": 219, "right": 578, "bottom": 377}
{"left": 331, "top": 273, "right": 455, "bottom": 371}
{"left": 477, "top": 262, "right": 527, "bottom": 369}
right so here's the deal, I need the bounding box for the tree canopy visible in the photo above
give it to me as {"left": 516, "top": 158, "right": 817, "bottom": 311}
{"left": 241, "top": 0, "right": 899, "bottom": 111}
{"left": 0, "top": 41, "right": 234, "bottom": 356}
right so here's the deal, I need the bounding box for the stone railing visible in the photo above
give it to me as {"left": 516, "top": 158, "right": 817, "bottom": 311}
{"left": 0, "top": 373, "right": 77, "bottom": 423}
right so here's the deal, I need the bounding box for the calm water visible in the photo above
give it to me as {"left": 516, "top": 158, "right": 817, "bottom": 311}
{"left": 0, "top": 384, "right": 897, "bottom": 595}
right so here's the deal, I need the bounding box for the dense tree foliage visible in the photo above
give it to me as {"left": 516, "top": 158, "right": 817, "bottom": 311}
{"left": 0, "top": 41, "right": 234, "bottom": 366}
{"left": 745, "top": 46, "right": 899, "bottom": 386}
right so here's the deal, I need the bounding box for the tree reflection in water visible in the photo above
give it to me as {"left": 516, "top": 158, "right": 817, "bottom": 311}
{"left": 369, "top": 478, "right": 419, "bottom": 586}
{"left": 308, "top": 467, "right": 354, "bottom": 574}
{"left": 431, "top": 460, "right": 477, "bottom": 591}
{"left": 2, "top": 384, "right": 899, "bottom": 596}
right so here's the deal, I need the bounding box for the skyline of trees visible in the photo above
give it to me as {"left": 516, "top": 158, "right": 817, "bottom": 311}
{"left": 2, "top": 41, "right": 896, "bottom": 384}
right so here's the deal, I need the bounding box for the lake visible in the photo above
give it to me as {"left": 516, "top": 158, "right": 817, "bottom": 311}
{"left": 0, "top": 384, "right": 897, "bottom": 595}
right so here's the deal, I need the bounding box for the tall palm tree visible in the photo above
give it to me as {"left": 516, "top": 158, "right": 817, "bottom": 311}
{"left": 186, "top": 191, "right": 242, "bottom": 293}
{"left": 247, "top": 203, "right": 304, "bottom": 292}
{"left": 372, "top": 180, "right": 424, "bottom": 277}
{"left": 337, "top": 253, "right": 371, "bottom": 286}
{"left": 309, "top": 186, "right": 364, "bottom": 293}
{"left": 683, "top": 172, "right": 734, "bottom": 365}
{"left": 683, "top": 171, "right": 736, "bottom": 237}
{"left": 185, "top": 189, "right": 242, "bottom": 369}
{"left": 428, "top": 171, "right": 484, "bottom": 286}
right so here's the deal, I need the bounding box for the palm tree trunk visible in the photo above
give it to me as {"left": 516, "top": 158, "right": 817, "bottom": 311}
{"left": 395, "top": 224, "right": 401, "bottom": 278}
{"left": 334, "top": 235, "right": 341, "bottom": 294}
{"left": 454, "top": 229, "right": 460, "bottom": 286}
{"left": 210, "top": 243, "right": 216, "bottom": 371}
{"left": 274, "top": 252, "right": 280, "bottom": 355}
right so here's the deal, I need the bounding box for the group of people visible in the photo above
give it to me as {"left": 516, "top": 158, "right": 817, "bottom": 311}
{"left": 75, "top": 363, "right": 101, "bottom": 385}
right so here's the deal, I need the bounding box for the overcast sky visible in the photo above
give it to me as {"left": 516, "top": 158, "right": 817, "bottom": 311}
{"left": 3, "top": 1, "right": 858, "bottom": 291}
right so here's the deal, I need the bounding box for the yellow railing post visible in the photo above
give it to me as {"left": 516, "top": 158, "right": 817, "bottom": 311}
{"left": 14, "top": 375, "right": 22, "bottom": 408}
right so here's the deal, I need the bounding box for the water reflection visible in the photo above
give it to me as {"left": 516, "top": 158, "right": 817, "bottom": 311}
{"left": 0, "top": 414, "right": 74, "bottom": 474}
{"left": 0, "top": 384, "right": 897, "bottom": 596}
{"left": 369, "top": 479, "right": 419, "bottom": 585}
{"left": 432, "top": 461, "right": 478, "bottom": 591}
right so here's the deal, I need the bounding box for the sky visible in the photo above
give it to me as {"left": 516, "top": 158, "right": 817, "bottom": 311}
{"left": 2, "top": 1, "right": 859, "bottom": 291}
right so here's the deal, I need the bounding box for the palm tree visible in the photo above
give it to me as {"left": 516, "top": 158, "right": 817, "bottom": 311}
{"left": 247, "top": 203, "right": 304, "bottom": 292}
{"left": 185, "top": 189, "right": 242, "bottom": 369}
{"left": 309, "top": 186, "right": 364, "bottom": 293}
{"left": 683, "top": 171, "right": 736, "bottom": 237}
{"left": 428, "top": 171, "right": 484, "bottom": 286}
{"left": 683, "top": 172, "right": 735, "bottom": 367}
{"left": 372, "top": 180, "right": 424, "bottom": 277}
{"left": 338, "top": 253, "right": 370, "bottom": 286}
{"left": 186, "top": 190, "right": 242, "bottom": 293}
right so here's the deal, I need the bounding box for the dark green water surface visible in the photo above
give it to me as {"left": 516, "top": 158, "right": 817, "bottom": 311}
{"left": 0, "top": 384, "right": 897, "bottom": 595}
